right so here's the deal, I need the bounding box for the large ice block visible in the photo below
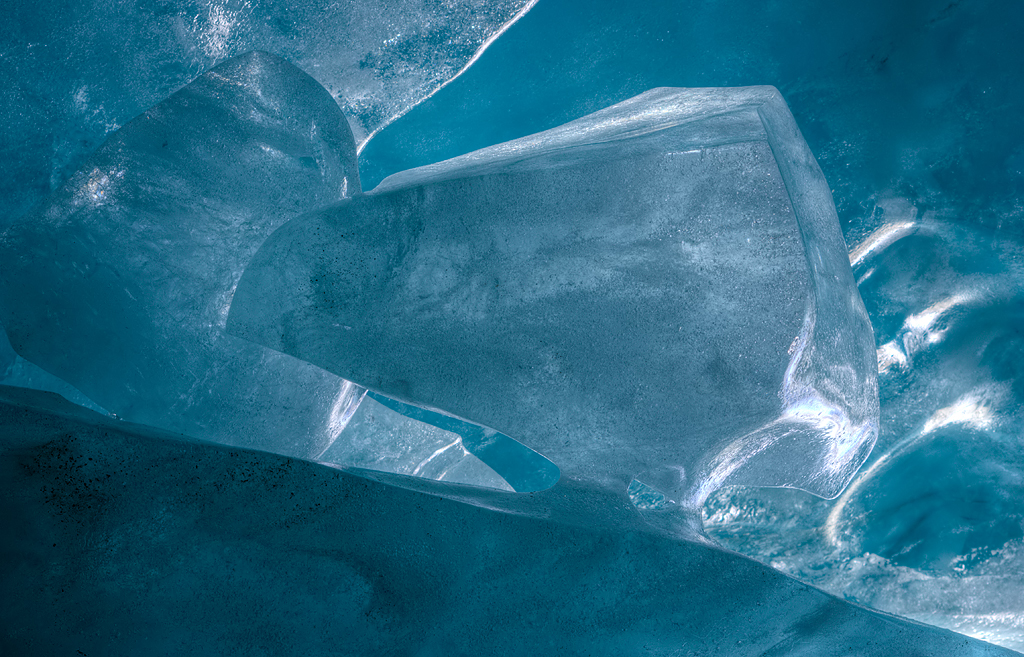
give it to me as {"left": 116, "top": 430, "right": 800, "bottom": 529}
{"left": 228, "top": 87, "right": 880, "bottom": 505}
{"left": 0, "top": 385, "right": 1009, "bottom": 656}
{"left": 0, "top": 52, "right": 363, "bottom": 458}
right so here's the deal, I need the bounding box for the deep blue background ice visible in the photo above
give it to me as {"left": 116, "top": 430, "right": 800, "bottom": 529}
{"left": 0, "top": 385, "right": 1014, "bottom": 656}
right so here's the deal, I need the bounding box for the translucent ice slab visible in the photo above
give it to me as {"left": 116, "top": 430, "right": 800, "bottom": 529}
{"left": 0, "top": 385, "right": 1009, "bottom": 656}
{"left": 0, "top": 52, "right": 363, "bottom": 459}
{"left": 228, "top": 87, "right": 879, "bottom": 505}
{"left": 352, "top": 1, "right": 1024, "bottom": 647}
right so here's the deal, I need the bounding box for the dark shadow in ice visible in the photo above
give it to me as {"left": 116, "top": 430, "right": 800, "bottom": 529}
{"left": 0, "top": 385, "right": 1012, "bottom": 656}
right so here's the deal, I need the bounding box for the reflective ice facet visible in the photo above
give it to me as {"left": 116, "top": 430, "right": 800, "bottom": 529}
{"left": 705, "top": 217, "right": 1024, "bottom": 651}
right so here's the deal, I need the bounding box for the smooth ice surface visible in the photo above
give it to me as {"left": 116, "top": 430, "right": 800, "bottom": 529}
{"left": 321, "top": 394, "right": 516, "bottom": 492}
{"left": 228, "top": 87, "right": 879, "bottom": 506}
{"left": 0, "top": 0, "right": 536, "bottom": 227}
{"left": 0, "top": 385, "right": 1013, "bottom": 656}
{"left": 329, "top": 392, "right": 559, "bottom": 492}
{"left": 0, "top": 52, "right": 365, "bottom": 459}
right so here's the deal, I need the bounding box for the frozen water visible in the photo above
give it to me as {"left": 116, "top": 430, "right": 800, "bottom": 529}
{"left": 0, "top": 325, "right": 105, "bottom": 414}
{"left": 228, "top": 87, "right": 879, "bottom": 507}
{"left": 0, "top": 49, "right": 534, "bottom": 489}
{"left": 328, "top": 393, "right": 559, "bottom": 492}
{"left": 0, "top": 385, "right": 1013, "bottom": 656}
{"left": 1, "top": 0, "right": 1021, "bottom": 649}
{"left": 0, "top": 0, "right": 536, "bottom": 227}
{"left": 354, "top": 1, "right": 1024, "bottom": 648}
{"left": 0, "top": 51, "right": 366, "bottom": 459}
{"left": 358, "top": 0, "right": 1024, "bottom": 226}
{"left": 704, "top": 217, "right": 1024, "bottom": 651}
{"left": 322, "top": 394, "right": 518, "bottom": 492}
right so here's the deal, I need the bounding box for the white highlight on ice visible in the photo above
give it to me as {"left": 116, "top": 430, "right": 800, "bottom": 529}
{"left": 321, "top": 380, "right": 367, "bottom": 457}
{"left": 412, "top": 438, "right": 464, "bottom": 476}
{"left": 922, "top": 390, "right": 997, "bottom": 434}
{"left": 825, "top": 384, "right": 1006, "bottom": 547}
{"left": 876, "top": 292, "right": 978, "bottom": 374}
{"left": 849, "top": 220, "right": 918, "bottom": 267}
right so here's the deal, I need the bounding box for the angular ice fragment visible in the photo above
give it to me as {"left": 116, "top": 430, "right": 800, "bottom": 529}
{"left": 0, "top": 385, "right": 1009, "bottom": 655}
{"left": 339, "top": 392, "right": 560, "bottom": 492}
{"left": 324, "top": 394, "right": 517, "bottom": 493}
{"left": 228, "top": 86, "right": 880, "bottom": 505}
{"left": 0, "top": 52, "right": 365, "bottom": 459}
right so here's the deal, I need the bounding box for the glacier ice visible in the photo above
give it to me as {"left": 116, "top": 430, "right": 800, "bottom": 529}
{"left": 323, "top": 394, "right": 516, "bottom": 493}
{"left": 0, "top": 52, "right": 366, "bottom": 459}
{"left": 354, "top": 1, "right": 1024, "bottom": 648}
{"left": 0, "top": 385, "right": 1014, "bottom": 656}
{"left": 358, "top": 0, "right": 1024, "bottom": 227}
{"left": 703, "top": 217, "right": 1024, "bottom": 651}
{"left": 0, "top": 0, "right": 535, "bottom": 227}
{"left": 328, "top": 392, "right": 560, "bottom": 493}
{"left": 0, "top": 324, "right": 105, "bottom": 414}
{"left": 228, "top": 86, "right": 879, "bottom": 507}
{"left": 320, "top": 392, "right": 562, "bottom": 493}
{"left": 0, "top": 0, "right": 1019, "bottom": 649}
